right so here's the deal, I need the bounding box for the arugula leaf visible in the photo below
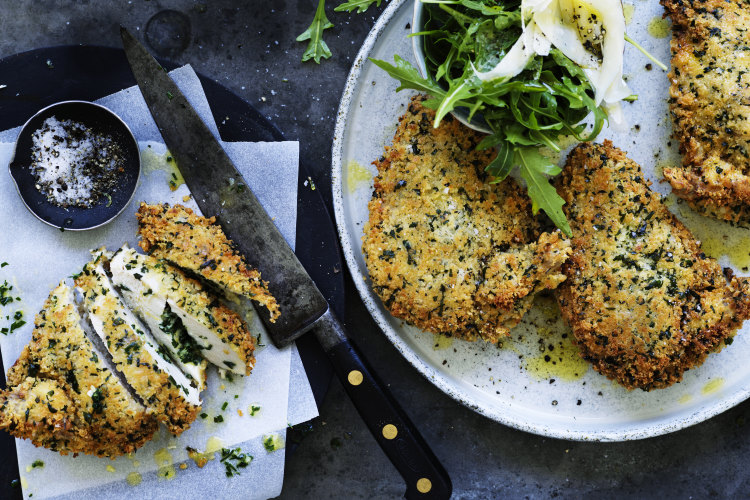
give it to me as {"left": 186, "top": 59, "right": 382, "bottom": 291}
{"left": 297, "top": 0, "right": 334, "bottom": 64}
{"left": 298, "top": 0, "right": 385, "bottom": 62}
{"left": 434, "top": 78, "right": 477, "bottom": 127}
{"left": 369, "top": 56, "right": 447, "bottom": 97}
{"left": 516, "top": 147, "right": 571, "bottom": 236}
{"left": 484, "top": 140, "right": 515, "bottom": 181}
{"left": 335, "top": 0, "right": 382, "bottom": 14}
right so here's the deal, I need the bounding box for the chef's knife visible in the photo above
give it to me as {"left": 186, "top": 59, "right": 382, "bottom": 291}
{"left": 121, "top": 27, "right": 451, "bottom": 499}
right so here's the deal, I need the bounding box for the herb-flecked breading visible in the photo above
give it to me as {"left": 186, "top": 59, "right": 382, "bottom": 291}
{"left": 662, "top": 0, "right": 750, "bottom": 223}
{"left": 555, "top": 141, "right": 750, "bottom": 390}
{"left": 136, "top": 203, "right": 280, "bottom": 322}
{"left": 0, "top": 283, "right": 157, "bottom": 458}
{"left": 363, "top": 95, "right": 571, "bottom": 344}
{"left": 76, "top": 254, "right": 201, "bottom": 435}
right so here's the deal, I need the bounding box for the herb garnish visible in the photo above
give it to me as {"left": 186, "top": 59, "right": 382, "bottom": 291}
{"left": 263, "top": 434, "right": 285, "bottom": 452}
{"left": 0, "top": 280, "right": 15, "bottom": 306}
{"left": 335, "top": 0, "right": 382, "bottom": 13}
{"left": 91, "top": 387, "right": 105, "bottom": 414}
{"left": 9, "top": 311, "right": 26, "bottom": 334}
{"left": 0, "top": 268, "right": 25, "bottom": 335}
{"left": 159, "top": 304, "right": 204, "bottom": 365}
{"left": 297, "top": 0, "right": 335, "bottom": 64}
{"left": 219, "top": 447, "right": 253, "bottom": 477}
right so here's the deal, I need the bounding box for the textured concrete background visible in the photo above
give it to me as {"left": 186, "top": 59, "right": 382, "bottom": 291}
{"left": 1, "top": 1, "right": 750, "bottom": 498}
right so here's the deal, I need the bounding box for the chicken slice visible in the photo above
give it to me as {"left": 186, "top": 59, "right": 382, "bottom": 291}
{"left": 107, "top": 245, "right": 207, "bottom": 389}
{"left": 109, "top": 245, "right": 255, "bottom": 376}
{"left": 75, "top": 253, "right": 201, "bottom": 435}
{"left": 136, "top": 202, "right": 280, "bottom": 322}
{"left": 0, "top": 283, "right": 157, "bottom": 457}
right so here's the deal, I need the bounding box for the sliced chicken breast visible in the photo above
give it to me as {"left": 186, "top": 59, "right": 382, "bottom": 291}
{"left": 109, "top": 245, "right": 255, "bottom": 376}
{"left": 136, "top": 203, "right": 280, "bottom": 322}
{"left": 0, "top": 283, "right": 157, "bottom": 457}
{"left": 108, "top": 245, "right": 207, "bottom": 389}
{"left": 75, "top": 252, "right": 201, "bottom": 435}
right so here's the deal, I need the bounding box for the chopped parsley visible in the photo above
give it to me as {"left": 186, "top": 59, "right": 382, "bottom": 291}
{"left": 91, "top": 387, "right": 105, "bottom": 414}
{"left": 0, "top": 280, "right": 16, "bottom": 306}
{"left": 262, "top": 434, "right": 284, "bottom": 452}
{"left": 0, "top": 273, "right": 24, "bottom": 334}
{"left": 159, "top": 304, "right": 203, "bottom": 365}
{"left": 219, "top": 447, "right": 252, "bottom": 477}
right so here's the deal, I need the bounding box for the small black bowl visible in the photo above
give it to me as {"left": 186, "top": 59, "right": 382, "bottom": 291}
{"left": 8, "top": 100, "right": 140, "bottom": 230}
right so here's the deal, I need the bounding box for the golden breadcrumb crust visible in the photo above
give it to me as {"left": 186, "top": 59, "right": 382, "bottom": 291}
{"left": 137, "top": 203, "right": 280, "bottom": 322}
{"left": 662, "top": 0, "right": 750, "bottom": 223}
{"left": 113, "top": 247, "right": 256, "bottom": 375}
{"left": 556, "top": 141, "right": 750, "bottom": 390}
{"left": 76, "top": 259, "right": 200, "bottom": 435}
{"left": 0, "top": 284, "right": 157, "bottom": 458}
{"left": 363, "top": 95, "right": 570, "bottom": 343}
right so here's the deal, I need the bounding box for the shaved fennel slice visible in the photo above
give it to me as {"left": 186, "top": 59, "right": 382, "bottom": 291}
{"left": 473, "top": 0, "right": 632, "bottom": 112}
{"left": 473, "top": 20, "right": 550, "bottom": 81}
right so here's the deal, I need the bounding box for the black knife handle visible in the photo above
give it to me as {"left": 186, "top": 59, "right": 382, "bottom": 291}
{"left": 314, "top": 311, "right": 452, "bottom": 500}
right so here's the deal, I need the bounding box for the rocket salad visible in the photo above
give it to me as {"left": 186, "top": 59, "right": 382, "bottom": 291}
{"left": 371, "top": 0, "right": 654, "bottom": 235}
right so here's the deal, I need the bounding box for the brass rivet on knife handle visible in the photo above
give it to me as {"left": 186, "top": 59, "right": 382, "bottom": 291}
{"left": 416, "top": 478, "right": 432, "bottom": 494}
{"left": 347, "top": 370, "right": 363, "bottom": 386}
{"left": 382, "top": 424, "right": 398, "bottom": 440}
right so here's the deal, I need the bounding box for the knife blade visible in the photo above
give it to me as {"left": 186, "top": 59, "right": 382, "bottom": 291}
{"left": 121, "top": 27, "right": 452, "bottom": 499}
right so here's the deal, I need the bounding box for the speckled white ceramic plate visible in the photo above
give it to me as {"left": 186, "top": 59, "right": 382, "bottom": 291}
{"left": 332, "top": 0, "right": 750, "bottom": 441}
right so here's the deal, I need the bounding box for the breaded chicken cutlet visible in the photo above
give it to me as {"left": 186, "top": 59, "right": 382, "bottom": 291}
{"left": 0, "top": 283, "right": 157, "bottom": 458}
{"left": 137, "top": 203, "right": 280, "bottom": 322}
{"left": 556, "top": 141, "right": 750, "bottom": 390}
{"left": 363, "top": 95, "right": 571, "bottom": 344}
{"left": 662, "top": 0, "right": 750, "bottom": 224}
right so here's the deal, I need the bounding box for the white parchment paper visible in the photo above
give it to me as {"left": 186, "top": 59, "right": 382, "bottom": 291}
{"left": 0, "top": 66, "right": 319, "bottom": 499}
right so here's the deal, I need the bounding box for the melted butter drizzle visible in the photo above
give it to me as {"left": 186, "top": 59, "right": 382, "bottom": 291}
{"left": 347, "top": 160, "right": 373, "bottom": 193}
{"left": 524, "top": 326, "right": 589, "bottom": 382}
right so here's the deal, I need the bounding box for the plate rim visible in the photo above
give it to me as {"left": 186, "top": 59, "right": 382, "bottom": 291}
{"left": 330, "top": 0, "right": 750, "bottom": 441}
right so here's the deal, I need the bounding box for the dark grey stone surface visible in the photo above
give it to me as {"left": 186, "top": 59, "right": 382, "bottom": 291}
{"left": 1, "top": 1, "right": 749, "bottom": 498}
